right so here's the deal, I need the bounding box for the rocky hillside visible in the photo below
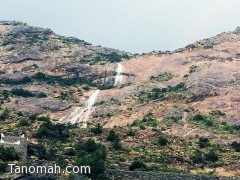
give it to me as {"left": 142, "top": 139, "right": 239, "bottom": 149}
{"left": 1, "top": 21, "right": 240, "bottom": 179}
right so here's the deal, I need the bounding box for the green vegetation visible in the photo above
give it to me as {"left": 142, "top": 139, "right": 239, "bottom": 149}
{"left": 129, "top": 160, "right": 147, "bottom": 171}
{"left": 81, "top": 52, "right": 130, "bottom": 64}
{"left": 11, "top": 88, "right": 47, "bottom": 98}
{"left": 0, "top": 145, "right": 21, "bottom": 162}
{"left": 34, "top": 117, "right": 71, "bottom": 141}
{"left": 191, "top": 113, "right": 240, "bottom": 134}
{"left": 106, "top": 130, "right": 118, "bottom": 142}
{"left": 158, "top": 135, "right": 169, "bottom": 146}
{"left": 75, "top": 139, "right": 108, "bottom": 180}
{"left": 131, "top": 113, "right": 158, "bottom": 128}
{"left": 189, "top": 65, "right": 198, "bottom": 73}
{"left": 138, "top": 82, "right": 187, "bottom": 103}
{"left": 190, "top": 149, "right": 219, "bottom": 164}
{"left": 150, "top": 72, "right": 173, "bottom": 82}
{"left": 198, "top": 137, "right": 210, "bottom": 148}
{"left": 231, "top": 141, "right": 240, "bottom": 152}
{"left": 91, "top": 123, "right": 103, "bottom": 135}
{"left": 0, "top": 108, "right": 10, "bottom": 121}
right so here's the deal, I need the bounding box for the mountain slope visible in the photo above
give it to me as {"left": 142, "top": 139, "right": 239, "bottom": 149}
{"left": 0, "top": 21, "right": 240, "bottom": 178}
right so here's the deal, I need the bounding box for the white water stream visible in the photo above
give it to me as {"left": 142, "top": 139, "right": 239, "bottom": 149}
{"left": 114, "top": 62, "right": 124, "bottom": 86}
{"left": 60, "top": 62, "right": 124, "bottom": 127}
{"left": 60, "top": 90, "right": 100, "bottom": 127}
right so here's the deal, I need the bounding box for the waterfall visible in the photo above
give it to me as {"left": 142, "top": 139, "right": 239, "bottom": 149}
{"left": 60, "top": 90, "right": 100, "bottom": 127}
{"left": 114, "top": 62, "right": 124, "bottom": 86}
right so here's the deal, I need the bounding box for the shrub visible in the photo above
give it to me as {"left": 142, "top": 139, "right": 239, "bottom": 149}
{"left": 126, "top": 129, "right": 135, "bottom": 136}
{"left": 0, "top": 145, "right": 21, "bottom": 162}
{"left": 91, "top": 123, "right": 103, "bottom": 135}
{"left": 205, "top": 151, "right": 218, "bottom": 162}
{"left": 129, "top": 160, "right": 147, "bottom": 171}
{"left": 231, "top": 141, "right": 240, "bottom": 152}
{"left": 106, "top": 130, "right": 117, "bottom": 142}
{"left": 190, "top": 150, "right": 204, "bottom": 164}
{"left": 198, "top": 137, "right": 210, "bottom": 148}
{"left": 75, "top": 139, "right": 107, "bottom": 180}
{"left": 112, "top": 136, "right": 122, "bottom": 150}
{"left": 0, "top": 108, "right": 10, "bottom": 121}
{"left": 0, "top": 162, "right": 7, "bottom": 173}
{"left": 11, "top": 88, "right": 34, "bottom": 97}
{"left": 18, "top": 118, "right": 30, "bottom": 126}
{"left": 158, "top": 135, "right": 169, "bottom": 146}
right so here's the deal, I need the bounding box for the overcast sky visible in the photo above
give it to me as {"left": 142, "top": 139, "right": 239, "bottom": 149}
{"left": 1, "top": 0, "right": 240, "bottom": 53}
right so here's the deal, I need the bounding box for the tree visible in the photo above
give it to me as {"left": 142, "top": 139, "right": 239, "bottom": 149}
{"left": 129, "top": 160, "right": 146, "bottom": 171}
{"left": 158, "top": 135, "right": 169, "bottom": 146}
{"left": 0, "top": 145, "right": 21, "bottom": 162}
{"left": 112, "top": 135, "right": 122, "bottom": 150}
{"left": 190, "top": 150, "right": 204, "bottom": 164}
{"left": 75, "top": 139, "right": 108, "bottom": 180}
{"left": 0, "top": 108, "right": 9, "bottom": 121}
{"left": 91, "top": 123, "right": 103, "bottom": 135}
{"left": 198, "top": 137, "right": 209, "bottom": 148}
{"left": 106, "top": 130, "right": 117, "bottom": 142}
{"left": 205, "top": 151, "right": 218, "bottom": 162}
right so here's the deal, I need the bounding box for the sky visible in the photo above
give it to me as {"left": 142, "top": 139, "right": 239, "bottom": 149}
{"left": 0, "top": 0, "right": 240, "bottom": 53}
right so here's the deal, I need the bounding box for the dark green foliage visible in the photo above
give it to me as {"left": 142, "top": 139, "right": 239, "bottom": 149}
{"left": 231, "top": 141, "right": 240, "bottom": 152}
{"left": 11, "top": 88, "right": 47, "bottom": 98}
{"left": 0, "top": 108, "right": 10, "bottom": 121}
{"left": 35, "top": 118, "right": 70, "bottom": 141}
{"left": 138, "top": 82, "right": 187, "bottom": 103}
{"left": 131, "top": 113, "right": 158, "bottom": 127}
{"left": 126, "top": 129, "right": 135, "bottom": 136}
{"left": 97, "top": 84, "right": 114, "bottom": 90}
{"left": 198, "top": 137, "right": 210, "bottom": 148}
{"left": 158, "top": 135, "right": 169, "bottom": 146}
{"left": 91, "top": 123, "right": 103, "bottom": 135}
{"left": 190, "top": 150, "right": 204, "bottom": 164}
{"left": 11, "top": 88, "right": 34, "bottom": 97}
{"left": 0, "top": 76, "right": 32, "bottom": 85}
{"left": 150, "top": 72, "right": 173, "bottom": 82}
{"left": 75, "top": 139, "right": 107, "bottom": 180}
{"left": 27, "top": 144, "right": 55, "bottom": 160}
{"left": 81, "top": 52, "right": 130, "bottom": 64}
{"left": 192, "top": 114, "right": 214, "bottom": 127}
{"left": 129, "top": 160, "right": 147, "bottom": 171}
{"left": 18, "top": 118, "right": 31, "bottom": 126}
{"left": 106, "top": 130, "right": 118, "bottom": 142}
{"left": 205, "top": 151, "right": 218, "bottom": 162}
{"left": 0, "top": 162, "right": 7, "bottom": 173}
{"left": 33, "top": 72, "right": 94, "bottom": 87}
{"left": 112, "top": 136, "right": 122, "bottom": 150}
{"left": 0, "top": 145, "right": 21, "bottom": 162}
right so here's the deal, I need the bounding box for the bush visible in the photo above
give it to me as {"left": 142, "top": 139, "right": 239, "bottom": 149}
{"left": 0, "top": 162, "right": 7, "bottom": 173}
{"left": 158, "top": 135, "right": 169, "bottom": 146}
{"left": 0, "top": 108, "right": 10, "bottom": 121}
{"left": 35, "top": 118, "right": 70, "bottom": 141}
{"left": 231, "top": 141, "right": 240, "bottom": 152}
{"left": 91, "top": 123, "right": 103, "bottom": 135}
{"left": 106, "top": 130, "right": 117, "bottom": 142}
{"left": 198, "top": 137, "right": 209, "bottom": 148}
{"left": 112, "top": 136, "right": 122, "bottom": 150}
{"left": 0, "top": 145, "right": 21, "bottom": 162}
{"left": 11, "top": 88, "right": 34, "bottom": 97}
{"left": 129, "top": 160, "right": 147, "bottom": 171}
{"left": 75, "top": 139, "right": 107, "bottom": 180}
{"left": 18, "top": 118, "right": 30, "bottom": 126}
{"left": 190, "top": 150, "right": 204, "bottom": 164}
{"left": 205, "top": 151, "right": 218, "bottom": 162}
{"left": 126, "top": 129, "right": 135, "bottom": 136}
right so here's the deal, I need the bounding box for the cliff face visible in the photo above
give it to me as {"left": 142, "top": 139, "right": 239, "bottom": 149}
{"left": 1, "top": 21, "right": 240, "bottom": 177}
